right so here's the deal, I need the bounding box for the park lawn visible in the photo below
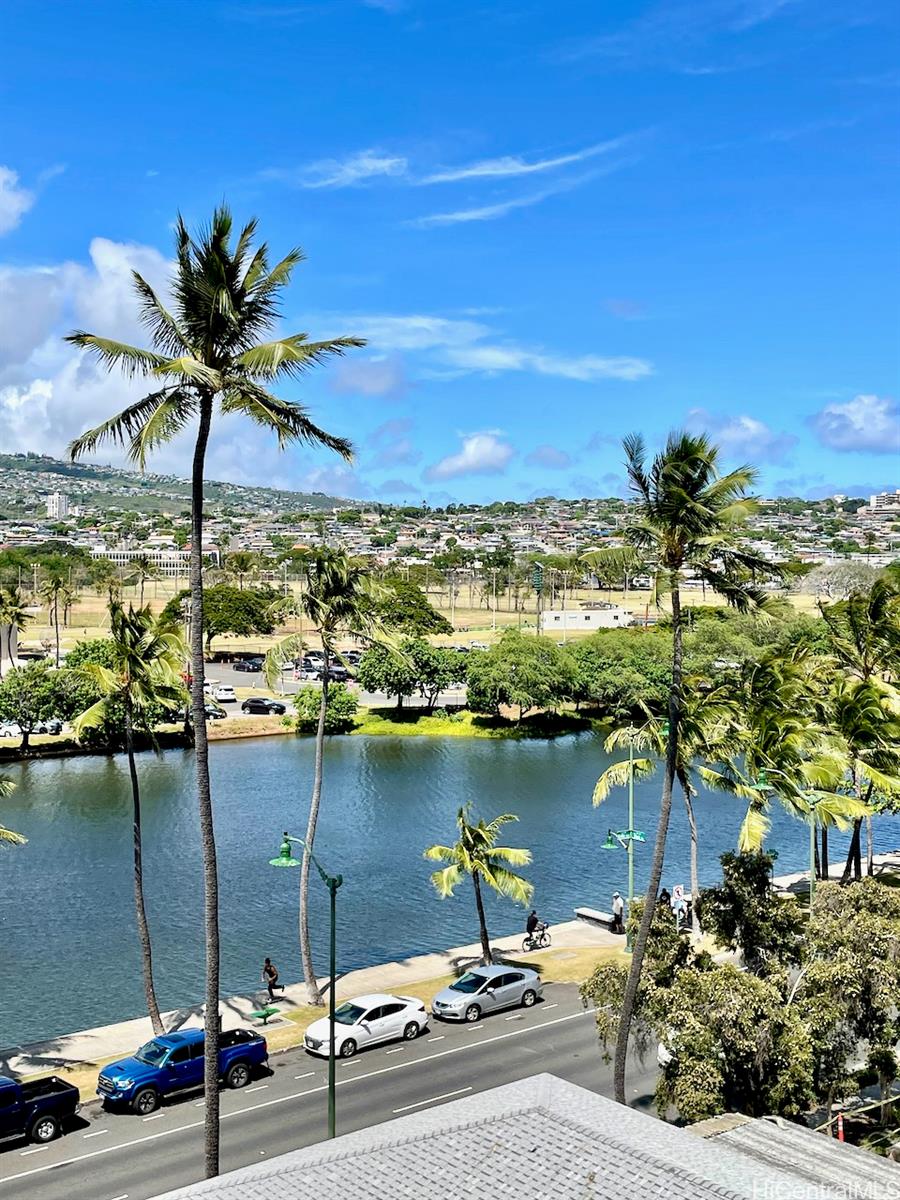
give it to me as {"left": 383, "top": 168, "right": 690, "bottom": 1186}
{"left": 17, "top": 944, "right": 620, "bottom": 1096}
{"left": 350, "top": 707, "right": 599, "bottom": 739}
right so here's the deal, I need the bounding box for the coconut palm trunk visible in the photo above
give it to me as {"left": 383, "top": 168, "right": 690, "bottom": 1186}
{"left": 865, "top": 814, "right": 874, "bottom": 876}
{"left": 124, "top": 701, "right": 164, "bottom": 1036}
{"left": 472, "top": 870, "right": 493, "bottom": 964}
{"left": 299, "top": 651, "right": 330, "bottom": 1005}
{"left": 52, "top": 591, "right": 60, "bottom": 667}
{"left": 681, "top": 780, "right": 699, "bottom": 934}
{"left": 614, "top": 578, "right": 683, "bottom": 1104}
{"left": 189, "top": 400, "right": 222, "bottom": 1178}
{"left": 820, "top": 825, "right": 829, "bottom": 880}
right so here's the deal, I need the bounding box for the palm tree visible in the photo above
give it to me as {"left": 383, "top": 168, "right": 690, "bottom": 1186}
{"left": 128, "top": 554, "right": 159, "bottom": 606}
{"left": 820, "top": 581, "right": 900, "bottom": 876}
{"left": 72, "top": 602, "right": 187, "bottom": 1035}
{"left": 263, "top": 550, "right": 389, "bottom": 1004}
{"left": 0, "top": 587, "right": 30, "bottom": 679}
{"left": 0, "top": 776, "right": 26, "bottom": 847}
{"left": 593, "top": 683, "right": 739, "bottom": 934}
{"left": 424, "top": 804, "right": 534, "bottom": 964}
{"left": 225, "top": 551, "right": 258, "bottom": 591}
{"left": 611, "top": 430, "right": 776, "bottom": 1106}
{"left": 66, "top": 206, "right": 363, "bottom": 1177}
{"left": 88, "top": 557, "right": 122, "bottom": 603}
{"left": 38, "top": 566, "right": 68, "bottom": 667}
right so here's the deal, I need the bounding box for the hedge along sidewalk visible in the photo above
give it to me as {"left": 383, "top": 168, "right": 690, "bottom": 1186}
{"left": 0, "top": 919, "right": 620, "bottom": 1092}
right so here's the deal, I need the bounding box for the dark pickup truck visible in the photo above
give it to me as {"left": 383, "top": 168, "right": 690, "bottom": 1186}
{"left": 0, "top": 1075, "right": 80, "bottom": 1145}
{"left": 97, "top": 1027, "right": 268, "bottom": 1114}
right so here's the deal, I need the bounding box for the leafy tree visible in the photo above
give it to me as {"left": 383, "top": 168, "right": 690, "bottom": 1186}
{"left": 356, "top": 641, "right": 417, "bottom": 709}
{"left": 611, "top": 430, "right": 775, "bottom": 1106}
{"left": 804, "top": 562, "right": 881, "bottom": 600}
{"left": 357, "top": 637, "right": 462, "bottom": 710}
{"left": 700, "top": 851, "right": 803, "bottom": 974}
{"left": 126, "top": 554, "right": 159, "bottom": 606}
{"left": 424, "top": 804, "right": 533, "bottom": 964}
{"left": 377, "top": 577, "right": 452, "bottom": 635}
{"left": 263, "top": 551, "right": 389, "bottom": 1005}
{"left": 67, "top": 206, "right": 362, "bottom": 1176}
{"left": 292, "top": 682, "right": 357, "bottom": 734}
{"left": 0, "top": 661, "right": 76, "bottom": 751}
{"left": 570, "top": 629, "right": 671, "bottom": 716}
{"left": 163, "top": 585, "right": 277, "bottom": 652}
{"left": 465, "top": 629, "right": 576, "bottom": 721}
{"left": 72, "top": 604, "right": 186, "bottom": 1034}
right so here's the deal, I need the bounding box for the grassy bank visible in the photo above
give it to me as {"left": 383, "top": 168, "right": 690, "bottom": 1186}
{"left": 350, "top": 707, "right": 600, "bottom": 739}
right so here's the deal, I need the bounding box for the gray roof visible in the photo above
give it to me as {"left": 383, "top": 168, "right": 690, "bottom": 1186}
{"left": 151, "top": 1073, "right": 898, "bottom": 1200}
{"left": 704, "top": 1112, "right": 900, "bottom": 1194}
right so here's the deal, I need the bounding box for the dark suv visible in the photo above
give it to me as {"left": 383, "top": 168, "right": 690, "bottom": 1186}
{"left": 241, "top": 697, "right": 286, "bottom": 715}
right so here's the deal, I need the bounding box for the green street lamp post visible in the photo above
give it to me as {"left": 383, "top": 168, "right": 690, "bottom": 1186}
{"left": 807, "top": 794, "right": 824, "bottom": 908}
{"left": 269, "top": 832, "right": 343, "bottom": 1139}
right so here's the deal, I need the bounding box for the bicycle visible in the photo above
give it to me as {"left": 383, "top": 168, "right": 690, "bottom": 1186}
{"left": 522, "top": 924, "right": 551, "bottom": 952}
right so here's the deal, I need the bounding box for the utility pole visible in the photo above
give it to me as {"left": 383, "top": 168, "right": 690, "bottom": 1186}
{"left": 490, "top": 567, "right": 498, "bottom": 632}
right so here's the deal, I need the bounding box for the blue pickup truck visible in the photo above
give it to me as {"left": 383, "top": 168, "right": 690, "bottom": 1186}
{"left": 97, "top": 1028, "right": 268, "bottom": 1115}
{"left": 0, "top": 1075, "right": 80, "bottom": 1145}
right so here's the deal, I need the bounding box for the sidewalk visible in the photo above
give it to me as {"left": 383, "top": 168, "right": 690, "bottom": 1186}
{"left": 0, "top": 918, "right": 617, "bottom": 1080}
{"left": 771, "top": 848, "right": 900, "bottom": 894}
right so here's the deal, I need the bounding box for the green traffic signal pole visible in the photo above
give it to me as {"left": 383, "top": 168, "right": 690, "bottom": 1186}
{"left": 270, "top": 833, "right": 343, "bottom": 1139}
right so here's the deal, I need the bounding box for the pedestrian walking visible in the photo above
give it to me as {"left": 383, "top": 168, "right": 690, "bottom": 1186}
{"left": 261, "top": 957, "right": 283, "bottom": 1001}
{"left": 611, "top": 891, "right": 625, "bottom": 935}
{"left": 658, "top": 887, "right": 671, "bottom": 910}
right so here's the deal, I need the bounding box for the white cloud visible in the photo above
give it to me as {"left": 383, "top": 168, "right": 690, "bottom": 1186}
{"left": 368, "top": 418, "right": 421, "bottom": 467}
{"left": 420, "top": 139, "right": 627, "bottom": 184}
{"left": 0, "top": 166, "right": 35, "bottom": 235}
{"left": 686, "top": 409, "right": 798, "bottom": 463}
{"left": 262, "top": 150, "right": 408, "bottom": 189}
{"left": 809, "top": 394, "right": 900, "bottom": 455}
{"left": 424, "top": 431, "right": 515, "bottom": 481}
{"left": 324, "top": 311, "right": 652, "bottom": 383}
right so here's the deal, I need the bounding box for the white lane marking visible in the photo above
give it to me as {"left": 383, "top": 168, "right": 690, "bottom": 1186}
{"left": 0, "top": 1008, "right": 589, "bottom": 1185}
{"left": 110, "top": 1194, "right": 129, "bottom": 1199}
{"left": 83, "top": 1130, "right": 109, "bottom": 1138}
{"left": 505, "top": 1014, "right": 523, "bottom": 1021}
{"left": 393, "top": 1086, "right": 472, "bottom": 1114}
{"left": 427, "top": 1036, "right": 445, "bottom": 1043}
{"left": 18, "top": 1148, "right": 48, "bottom": 1156}
{"left": 245, "top": 1085, "right": 268, "bottom": 1093}
{"left": 542, "top": 1003, "right": 558, "bottom": 1011}
{"left": 466, "top": 1025, "right": 484, "bottom": 1032}
{"left": 192, "top": 1101, "right": 204, "bottom": 1107}
{"left": 294, "top": 1072, "right": 316, "bottom": 1080}
{"left": 142, "top": 1114, "right": 165, "bottom": 1122}
{"left": 340, "top": 1060, "right": 362, "bottom": 1068}
{"left": 384, "top": 1047, "right": 404, "bottom": 1055}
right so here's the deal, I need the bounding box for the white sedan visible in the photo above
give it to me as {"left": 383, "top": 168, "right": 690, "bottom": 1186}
{"left": 303, "top": 993, "right": 427, "bottom": 1059}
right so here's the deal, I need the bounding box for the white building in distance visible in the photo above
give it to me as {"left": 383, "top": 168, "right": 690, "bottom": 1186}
{"left": 543, "top": 602, "right": 632, "bottom": 631}
{"left": 46, "top": 492, "right": 69, "bottom": 519}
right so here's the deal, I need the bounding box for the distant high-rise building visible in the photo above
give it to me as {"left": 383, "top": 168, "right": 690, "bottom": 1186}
{"left": 46, "top": 492, "right": 70, "bottom": 519}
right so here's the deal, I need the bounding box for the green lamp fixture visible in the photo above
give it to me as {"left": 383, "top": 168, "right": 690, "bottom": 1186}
{"left": 269, "top": 833, "right": 302, "bottom": 868}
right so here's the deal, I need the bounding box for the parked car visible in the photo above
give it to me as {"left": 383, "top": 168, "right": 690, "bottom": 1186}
{"left": 204, "top": 704, "right": 227, "bottom": 721}
{"left": 97, "top": 1028, "right": 267, "bottom": 1114}
{"left": 0, "top": 722, "right": 22, "bottom": 738}
{"left": 233, "top": 660, "right": 261, "bottom": 673}
{"left": 295, "top": 667, "right": 322, "bottom": 681}
{"left": 0, "top": 1074, "right": 80, "bottom": 1145}
{"left": 212, "top": 684, "right": 237, "bottom": 703}
{"left": 304, "top": 993, "right": 427, "bottom": 1059}
{"left": 431, "top": 965, "right": 542, "bottom": 1022}
{"left": 241, "top": 697, "right": 286, "bottom": 715}
{"left": 324, "top": 665, "right": 350, "bottom": 683}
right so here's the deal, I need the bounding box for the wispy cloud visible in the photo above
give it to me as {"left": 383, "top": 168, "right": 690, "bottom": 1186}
{"left": 419, "top": 138, "right": 628, "bottom": 184}
{"left": 0, "top": 166, "right": 35, "bottom": 236}
{"left": 261, "top": 149, "right": 407, "bottom": 189}
{"left": 765, "top": 116, "right": 857, "bottom": 142}
{"left": 409, "top": 165, "right": 632, "bottom": 228}
{"left": 685, "top": 409, "right": 797, "bottom": 464}
{"left": 809, "top": 394, "right": 900, "bottom": 455}
{"left": 319, "top": 311, "right": 653, "bottom": 383}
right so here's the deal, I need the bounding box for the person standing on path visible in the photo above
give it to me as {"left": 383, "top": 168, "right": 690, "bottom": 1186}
{"left": 612, "top": 891, "right": 625, "bottom": 935}
{"left": 261, "top": 957, "right": 283, "bottom": 1001}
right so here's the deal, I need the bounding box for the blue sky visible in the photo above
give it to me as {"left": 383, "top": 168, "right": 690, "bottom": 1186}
{"left": 0, "top": 0, "right": 897, "bottom": 503}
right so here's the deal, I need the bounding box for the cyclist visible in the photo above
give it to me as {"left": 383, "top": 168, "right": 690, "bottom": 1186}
{"left": 526, "top": 910, "right": 540, "bottom": 937}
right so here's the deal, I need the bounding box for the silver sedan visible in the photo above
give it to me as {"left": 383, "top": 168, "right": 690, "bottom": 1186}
{"left": 431, "top": 964, "right": 542, "bottom": 1023}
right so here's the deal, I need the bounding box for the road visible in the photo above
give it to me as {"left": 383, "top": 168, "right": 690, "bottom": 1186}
{"left": 0, "top": 984, "right": 658, "bottom": 1200}
{"left": 208, "top": 660, "right": 467, "bottom": 714}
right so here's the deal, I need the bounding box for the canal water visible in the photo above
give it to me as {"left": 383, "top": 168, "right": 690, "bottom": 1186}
{"left": 2, "top": 734, "right": 898, "bottom": 1045}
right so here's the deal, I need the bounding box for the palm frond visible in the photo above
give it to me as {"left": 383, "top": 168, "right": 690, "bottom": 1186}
{"left": 738, "top": 803, "right": 771, "bottom": 851}
{"left": 487, "top": 845, "right": 533, "bottom": 868}
{"left": 220, "top": 384, "right": 353, "bottom": 458}
{"left": 592, "top": 757, "right": 655, "bottom": 805}
{"left": 428, "top": 863, "right": 463, "bottom": 897}
{"left": 236, "top": 334, "right": 366, "bottom": 381}
{"left": 63, "top": 333, "right": 168, "bottom": 377}
{"left": 479, "top": 863, "right": 534, "bottom": 905}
